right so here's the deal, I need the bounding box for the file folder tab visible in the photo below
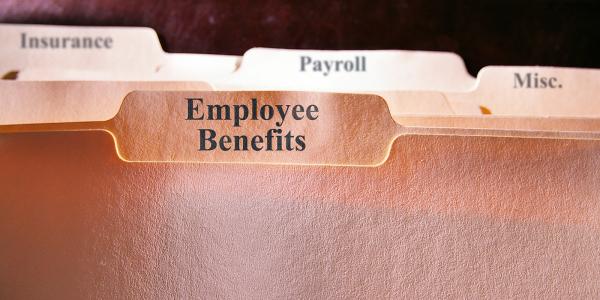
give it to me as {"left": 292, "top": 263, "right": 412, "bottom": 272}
{"left": 449, "top": 66, "right": 600, "bottom": 117}
{"left": 0, "top": 24, "right": 163, "bottom": 74}
{"left": 107, "top": 91, "right": 398, "bottom": 165}
{"left": 217, "top": 48, "right": 474, "bottom": 91}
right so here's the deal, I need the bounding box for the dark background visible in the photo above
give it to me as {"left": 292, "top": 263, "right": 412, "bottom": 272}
{"left": 1, "top": 0, "right": 598, "bottom": 75}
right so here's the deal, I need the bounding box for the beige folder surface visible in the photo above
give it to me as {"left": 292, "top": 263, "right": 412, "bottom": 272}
{"left": 0, "top": 81, "right": 212, "bottom": 125}
{"left": 5, "top": 25, "right": 597, "bottom": 118}
{"left": 211, "top": 48, "right": 474, "bottom": 92}
{"left": 445, "top": 66, "right": 600, "bottom": 116}
{"left": 1, "top": 91, "right": 599, "bottom": 298}
{"left": 0, "top": 24, "right": 239, "bottom": 79}
{"left": 353, "top": 67, "right": 600, "bottom": 118}
{"left": 5, "top": 86, "right": 600, "bottom": 139}
{"left": 18, "top": 66, "right": 600, "bottom": 118}
{"left": 0, "top": 82, "right": 482, "bottom": 126}
{"left": 10, "top": 46, "right": 475, "bottom": 92}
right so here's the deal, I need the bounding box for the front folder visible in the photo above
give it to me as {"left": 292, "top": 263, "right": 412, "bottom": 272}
{"left": 3, "top": 91, "right": 600, "bottom": 165}
{"left": 1, "top": 91, "right": 599, "bottom": 298}
{"left": 4, "top": 88, "right": 600, "bottom": 136}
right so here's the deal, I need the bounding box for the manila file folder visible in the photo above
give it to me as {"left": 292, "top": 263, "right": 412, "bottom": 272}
{"left": 1, "top": 91, "right": 599, "bottom": 298}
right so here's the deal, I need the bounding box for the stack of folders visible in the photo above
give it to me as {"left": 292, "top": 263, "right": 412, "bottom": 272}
{"left": 2, "top": 24, "right": 600, "bottom": 299}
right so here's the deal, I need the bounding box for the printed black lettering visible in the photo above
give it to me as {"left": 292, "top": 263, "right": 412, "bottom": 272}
{"left": 514, "top": 72, "right": 562, "bottom": 89}
{"left": 514, "top": 73, "right": 531, "bottom": 88}
{"left": 199, "top": 129, "right": 217, "bottom": 151}
{"left": 94, "top": 37, "right": 104, "bottom": 48}
{"left": 306, "top": 105, "right": 319, "bottom": 120}
{"left": 251, "top": 136, "right": 264, "bottom": 151}
{"left": 72, "top": 38, "right": 80, "bottom": 48}
{"left": 105, "top": 37, "right": 113, "bottom": 48}
{"left": 49, "top": 37, "right": 59, "bottom": 48}
{"left": 20, "top": 33, "right": 114, "bottom": 49}
{"left": 297, "top": 55, "right": 367, "bottom": 76}
{"left": 233, "top": 104, "right": 248, "bottom": 127}
{"left": 234, "top": 135, "right": 248, "bottom": 151}
{"left": 275, "top": 105, "right": 289, "bottom": 126}
{"left": 260, "top": 105, "right": 274, "bottom": 120}
{"left": 219, "top": 135, "right": 232, "bottom": 151}
{"left": 323, "top": 60, "right": 332, "bottom": 76}
{"left": 296, "top": 136, "right": 306, "bottom": 151}
{"left": 186, "top": 98, "right": 204, "bottom": 120}
{"left": 185, "top": 98, "right": 320, "bottom": 152}
{"left": 207, "top": 104, "right": 231, "bottom": 120}
{"left": 292, "top": 105, "right": 304, "bottom": 119}
{"left": 300, "top": 56, "right": 311, "bottom": 71}
{"left": 344, "top": 60, "right": 353, "bottom": 71}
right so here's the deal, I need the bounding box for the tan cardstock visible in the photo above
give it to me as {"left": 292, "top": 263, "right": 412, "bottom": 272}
{"left": 1, "top": 126, "right": 600, "bottom": 298}
{"left": 0, "top": 24, "right": 239, "bottom": 79}
{"left": 2, "top": 91, "right": 600, "bottom": 165}
{"left": 0, "top": 81, "right": 211, "bottom": 124}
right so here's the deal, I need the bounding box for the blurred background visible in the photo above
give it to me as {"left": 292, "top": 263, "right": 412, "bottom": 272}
{"left": 1, "top": 0, "right": 598, "bottom": 75}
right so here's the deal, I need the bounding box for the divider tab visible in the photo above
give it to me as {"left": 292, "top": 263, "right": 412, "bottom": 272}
{"left": 4, "top": 91, "right": 600, "bottom": 165}
{"left": 107, "top": 91, "right": 399, "bottom": 165}
{"left": 448, "top": 66, "right": 600, "bottom": 117}
{"left": 213, "top": 48, "right": 475, "bottom": 92}
{"left": 0, "top": 24, "right": 239, "bottom": 79}
{"left": 0, "top": 91, "right": 399, "bottom": 165}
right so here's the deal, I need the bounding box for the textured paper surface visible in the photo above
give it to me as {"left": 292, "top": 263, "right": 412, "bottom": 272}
{"left": 14, "top": 65, "right": 600, "bottom": 118}
{"left": 213, "top": 48, "right": 474, "bottom": 92}
{"left": 4, "top": 91, "right": 600, "bottom": 164}
{"left": 394, "top": 115, "right": 600, "bottom": 132}
{"left": 8, "top": 45, "right": 473, "bottom": 91}
{"left": 4, "top": 26, "right": 597, "bottom": 117}
{"left": 0, "top": 91, "right": 399, "bottom": 165}
{"left": 0, "top": 81, "right": 211, "bottom": 125}
{"left": 446, "top": 66, "right": 600, "bottom": 117}
{"left": 0, "top": 81, "right": 479, "bottom": 120}
{"left": 1, "top": 130, "right": 599, "bottom": 298}
{"left": 0, "top": 24, "right": 239, "bottom": 79}
{"left": 0, "top": 85, "right": 461, "bottom": 128}
{"left": 0, "top": 24, "right": 163, "bottom": 75}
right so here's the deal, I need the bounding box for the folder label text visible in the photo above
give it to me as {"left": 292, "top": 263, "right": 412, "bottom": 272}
{"left": 186, "top": 98, "right": 319, "bottom": 152}
{"left": 513, "top": 72, "right": 562, "bottom": 89}
{"left": 20, "top": 32, "right": 114, "bottom": 49}
{"left": 300, "top": 56, "right": 366, "bottom": 76}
